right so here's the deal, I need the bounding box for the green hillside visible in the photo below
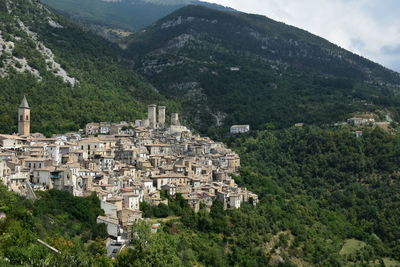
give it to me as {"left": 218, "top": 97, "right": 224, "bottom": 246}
{"left": 0, "top": 0, "right": 164, "bottom": 136}
{"left": 126, "top": 5, "right": 400, "bottom": 133}
{"left": 2, "top": 127, "right": 400, "bottom": 266}
{"left": 122, "top": 126, "right": 400, "bottom": 266}
{"left": 0, "top": 185, "right": 112, "bottom": 265}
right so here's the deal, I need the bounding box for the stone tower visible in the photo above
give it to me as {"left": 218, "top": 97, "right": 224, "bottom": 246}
{"left": 171, "top": 113, "right": 180, "bottom": 126}
{"left": 18, "top": 96, "right": 30, "bottom": 136}
{"left": 148, "top": 104, "right": 157, "bottom": 129}
{"left": 158, "top": 106, "right": 166, "bottom": 129}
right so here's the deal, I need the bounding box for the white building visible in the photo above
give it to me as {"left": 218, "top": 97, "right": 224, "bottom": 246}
{"left": 122, "top": 193, "right": 141, "bottom": 210}
{"left": 230, "top": 125, "right": 250, "bottom": 134}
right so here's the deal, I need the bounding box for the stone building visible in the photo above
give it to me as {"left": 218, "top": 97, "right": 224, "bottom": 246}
{"left": 158, "top": 106, "right": 166, "bottom": 129}
{"left": 148, "top": 104, "right": 157, "bottom": 129}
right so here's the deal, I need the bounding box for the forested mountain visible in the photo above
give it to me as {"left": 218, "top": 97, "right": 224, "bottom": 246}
{"left": 39, "top": 0, "right": 233, "bottom": 41}
{"left": 4, "top": 1, "right": 400, "bottom": 136}
{"left": 1, "top": 1, "right": 400, "bottom": 266}
{"left": 126, "top": 5, "right": 400, "bottom": 134}
{"left": 0, "top": 0, "right": 165, "bottom": 136}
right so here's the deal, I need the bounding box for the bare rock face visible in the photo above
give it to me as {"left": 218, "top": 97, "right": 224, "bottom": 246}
{"left": 18, "top": 21, "right": 78, "bottom": 86}
{"left": 0, "top": 2, "right": 78, "bottom": 86}
{"left": 0, "top": 30, "right": 42, "bottom": 79}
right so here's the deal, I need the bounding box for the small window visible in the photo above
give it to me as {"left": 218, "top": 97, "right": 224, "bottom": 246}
{"left": 26, "top": 115, "right": 29, "bottom": 120}
{"left": 20, "top": 115, "right": 23, "bottom": 120}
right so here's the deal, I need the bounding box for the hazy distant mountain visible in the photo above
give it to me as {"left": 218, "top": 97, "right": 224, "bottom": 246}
{"left": 40, "top": 0, "right": 233, "bottom": 39}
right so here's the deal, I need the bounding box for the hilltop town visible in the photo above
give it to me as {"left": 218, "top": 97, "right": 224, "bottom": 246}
{"left": 0, "top": 98, "right": 258, "bottom": 246}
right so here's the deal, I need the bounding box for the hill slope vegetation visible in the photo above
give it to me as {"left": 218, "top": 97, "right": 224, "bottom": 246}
{"left": 2, "top": 127, "right": 400, "bottom": 266}
{"left": 0, "top": 0, "right": 164, "bottom": 136}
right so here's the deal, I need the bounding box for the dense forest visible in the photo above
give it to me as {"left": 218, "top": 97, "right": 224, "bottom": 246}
{"left": 1, "top": 126, "right": 400, "bottom": 266}
{"left": 0, "top": 187, "right": 110, "bottom": 266}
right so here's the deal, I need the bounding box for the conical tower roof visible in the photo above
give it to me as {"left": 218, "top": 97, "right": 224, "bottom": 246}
{"left": 19, "top": 96, "right": 29, "bottom": 109}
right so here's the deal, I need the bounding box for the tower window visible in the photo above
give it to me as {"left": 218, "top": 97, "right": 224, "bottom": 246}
{"left": 26, "top": 115, "right": 29, "bottom": 120}
{"left": 20, "top": 115, "right": 23, "bottom": 121}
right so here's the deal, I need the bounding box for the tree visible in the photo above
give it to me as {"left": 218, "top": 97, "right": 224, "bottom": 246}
{"left": 131, "top": 220, "right": 152, "bottom": 252}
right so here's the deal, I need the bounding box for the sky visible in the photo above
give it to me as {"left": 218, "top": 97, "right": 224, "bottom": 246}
{"left": 204, "top": 0, "right": 400, "bottom": 72}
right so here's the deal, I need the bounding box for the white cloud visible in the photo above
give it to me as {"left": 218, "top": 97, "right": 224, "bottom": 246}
{"left": 203, "top": 0, "right": 400, "bottom": 72}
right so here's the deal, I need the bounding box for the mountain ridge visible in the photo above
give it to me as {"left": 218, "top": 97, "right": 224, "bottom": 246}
{"left": 39, "top": 0, "right": 234, "bottom": 42}
{"left": 125, "top": 5, "right": 400, "bottom": 133}
{"left": 130, "top": 5, "right": 399, "bottom": 81}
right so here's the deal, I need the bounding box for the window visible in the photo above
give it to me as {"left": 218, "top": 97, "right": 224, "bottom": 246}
{"left": 26, "top": 115, "right": 29, "bottom": 120}
{"left": 20, "top": 115, "right": 23, "bottom": 120}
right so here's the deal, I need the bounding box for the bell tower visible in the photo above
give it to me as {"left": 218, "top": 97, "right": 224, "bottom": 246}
{"left": 18, "top": 96, "right": 30, "bottom": 136}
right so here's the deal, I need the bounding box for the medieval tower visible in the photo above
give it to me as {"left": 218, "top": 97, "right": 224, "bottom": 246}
{"left": 18, "top": 96, "right": 30, "bottom": 136}
{"left": 148, "top": 104, "right": 157, "bottom": 129}
{"left": 158, "top": 106, "right": 166, "bottom": 129}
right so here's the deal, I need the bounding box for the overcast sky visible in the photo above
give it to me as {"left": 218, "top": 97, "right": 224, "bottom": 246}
{"left": 204, "top": 0, "right": 400, "bottom": 72}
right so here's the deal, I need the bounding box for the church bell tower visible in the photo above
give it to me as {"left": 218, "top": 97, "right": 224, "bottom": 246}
{"left": 18, "top": 96, "right": 30, "bottom": 136}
